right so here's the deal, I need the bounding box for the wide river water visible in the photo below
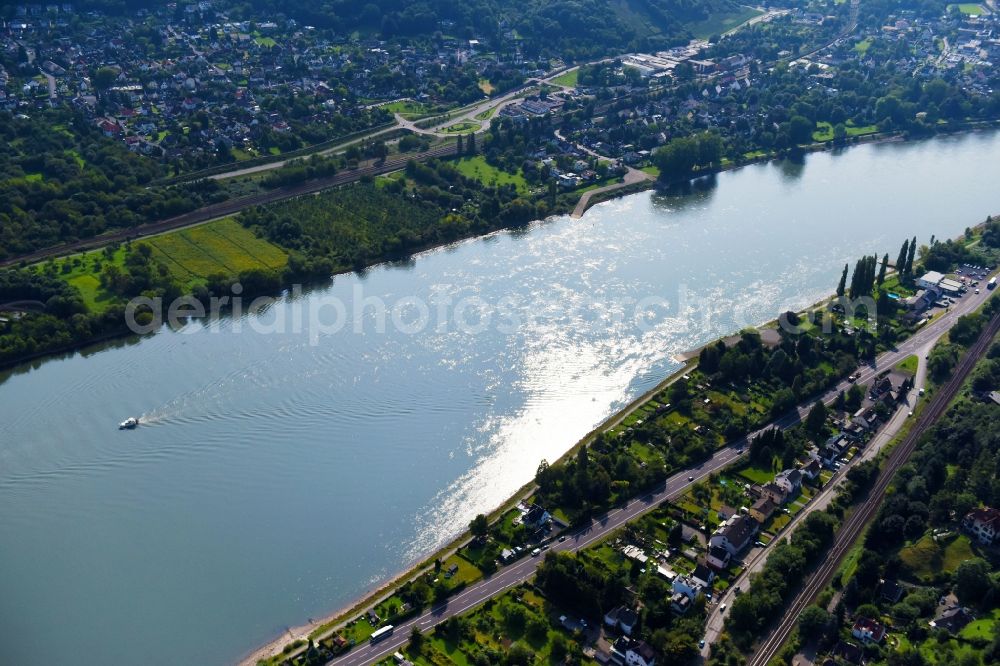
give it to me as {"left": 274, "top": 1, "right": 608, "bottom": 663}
{"left": 1, "top": 132, "right": 999, "bottom": 665}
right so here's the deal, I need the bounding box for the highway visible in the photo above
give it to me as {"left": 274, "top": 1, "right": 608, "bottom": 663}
{"left": 316, "top": 286, "right": 996, "bottom": 666}
{"left": 0, "top": 64, "right": 573, "bottom": 270}
{"left": 0, "top": 143, "right": 459, "bottom": 270}
{"left": 700, "top": 283, "right": 997, "bottom": 653}
{"left": 747, "top": 306, "right": 1000, "bottom": 666}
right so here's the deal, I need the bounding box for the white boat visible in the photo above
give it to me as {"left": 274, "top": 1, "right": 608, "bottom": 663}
{"left": 118, "top": 417, "right": 139, "bottom": 430}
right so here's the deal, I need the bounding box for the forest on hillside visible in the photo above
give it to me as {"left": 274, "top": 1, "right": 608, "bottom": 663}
{"left": 50, "top": 0, "right": 743, "bottom": 58}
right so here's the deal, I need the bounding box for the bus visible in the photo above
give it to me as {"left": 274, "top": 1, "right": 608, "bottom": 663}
{"left": 370, "top": 625, "right": 395, "bottom": 644}
{"left": 989, "top": 277, "right": 997, "bottom": 290}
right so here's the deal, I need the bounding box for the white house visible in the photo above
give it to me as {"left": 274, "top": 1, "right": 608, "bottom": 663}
{"left": 672, "top": 575, "right": 705, "bottom": 600}
{"left": 706, "top": 544, "right": 731, "bottom": 570}
{"left": 692, "top": 564, "right": 716, "bottom": 588}
{"left": 963, "top": 507, "right": 1000, "bottom": 545}
{"left": 709, "top": 514, "right": 759, "bottom": 556}
{"left": 670, "top": 591, "right": 692, "bottom": 615}
{"left": 917, "top": 271, "right": 945, "bottom": 291}
{"left": 604, "top": 606, "right": 639, "bottom": 636}
{"left": 851, "top": 617, "right": 886, "bottom": 644}
{"left": 774, "top": 469, "right": 802, "bottom": 495}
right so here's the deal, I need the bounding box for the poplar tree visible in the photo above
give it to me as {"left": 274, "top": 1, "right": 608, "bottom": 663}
{"left": 837, "top": 264, "right": 848, "bottom": 297}
{"left": 905, "top": 235, "right": 917, "bottom": 275}
{"left": 896, "top": 239, "right": 909, "bottom": 277}
{"left": 877, "top": 253, "right": 888, "bottom": 285}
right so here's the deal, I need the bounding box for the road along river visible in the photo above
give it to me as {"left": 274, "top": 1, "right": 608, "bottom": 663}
{"left": 0, "top": 131, "right": 998, "bottom": 665}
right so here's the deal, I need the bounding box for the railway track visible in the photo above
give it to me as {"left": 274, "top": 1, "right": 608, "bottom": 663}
{"left": 0, "top": 143, "right": 458, "bottom": 270}
{"left": 746, "top": 310, "right": 1000, "bottom": 666}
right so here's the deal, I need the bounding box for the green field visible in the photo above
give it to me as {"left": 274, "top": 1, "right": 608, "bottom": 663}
{"left": 550, "top": 69, "right": 579, "bottom": 88}
{"left": 441, "top": 121, "right": 481, "bottom": 133}
{"left": 687, "top": 6, "right": 763, "bottom": 39}
{"left": 453, "top": 155, "right": 529, "bottom": 193}
{"left": 381, "top": 100, "right": 437, "bottom": 119}
{"left": 54, "top": 247, "right": 128, "bottom": 312}
{"left": 896, "top": 354, "right": 919, "bottom": 374}
{"left": 736, "top": 464, "right": 775, "bottom": 485}
{"left": 146, "top": 218, "right": 287, "bottom": 287}
{"left": 948, "top": 3, "right": 987, "bottom": 14}
{"left": 812, "top": 121, "right": 880, "bottom": 142}
{"left": 899, "top": 533, "right": 974, "bottom": 581}
{"left": 440, "top": 554, "right": 483, "bottom": 588}
{"left": 960, "top": 609, "right": 1000, "bottom": 641}
{"left": 853, "top": 37, "right": 873, "bottom": 54}
{"left": 474, "top": 106, "right": 498, "bottom": 121}
{"left": 49, "top": 218, "right": 287, "bottom": 311}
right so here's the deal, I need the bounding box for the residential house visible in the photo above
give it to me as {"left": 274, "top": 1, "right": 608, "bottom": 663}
{"left": 672, "top": 575, "right": 705, "bottom": 600}
{"left": 841, "top": 422, "right": 867, "bottom": 442}
{"left": 930, "top": 605, "right": 974, "bottom": 634}
{"left": 879, "top": 580, "right": 905, "bottom": 604}
{"left": 763, "top": 482, "right": 788, "bottom": 506}
{"left": 904, "top": 289, "right": 935, "bottom": 311}
{"left": 622, "top": 544, "right": 649, "bottom": 565}
{"left": 962, "top": 507, "right": 1000, "bottom": 544}
{"left": 670, "top": 591, "right": 692, "bottom": 615}
{"left": 559, "top": 614, "right": 588, "bottom": 633}
{"left": 716, "top": 504, "right": 738, "bottom": 521}
{"left": 709, "top": 514, "right": 759, "bottom": 556}
{"left": 800, "top": 459, "right": 821, "bottom": 480}
{"left": 851, "top": 617, "right": 886, "bottom": 644}
{"left": 916, "top": 271, "right": 945, "bottom": 291}
{"left": 98, "top": 118, "right": 121, "bottom": 136}
{"left": 692, "top": 564, "right": 716, "bottom": 588}
{"left": 749, "top": 497, "right": 777, "bottom": 524}
{"left": 611, "top": 637, "right": 657, "bottom": 666}
{"left": 832, "top": 641, "right": 865, "bottom": 664}
{"left": 522, "top": 504, "right": 551, "bottom": 529}
{"left": 868, "top": 376, "right": 894, "bottom": 401}
{"left": 852, "top": 407, "right": 880, "bottom": 432}
{"left": 774, "top": 469, "right": 802, "bottom": 496}
{"left": 604, "top": 606, "right": 639, "bottom": 636}
{"left": 706, "top": 544, "right": 732, "bottom": 570}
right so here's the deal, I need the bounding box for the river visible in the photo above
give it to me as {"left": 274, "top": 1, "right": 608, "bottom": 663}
{"left": 1, "top": 132, "right": 998, "bottom": 665}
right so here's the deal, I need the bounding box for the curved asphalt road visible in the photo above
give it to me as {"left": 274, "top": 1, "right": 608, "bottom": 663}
{"left": 320, "top": 284, "right": 996, "bottom": 666}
